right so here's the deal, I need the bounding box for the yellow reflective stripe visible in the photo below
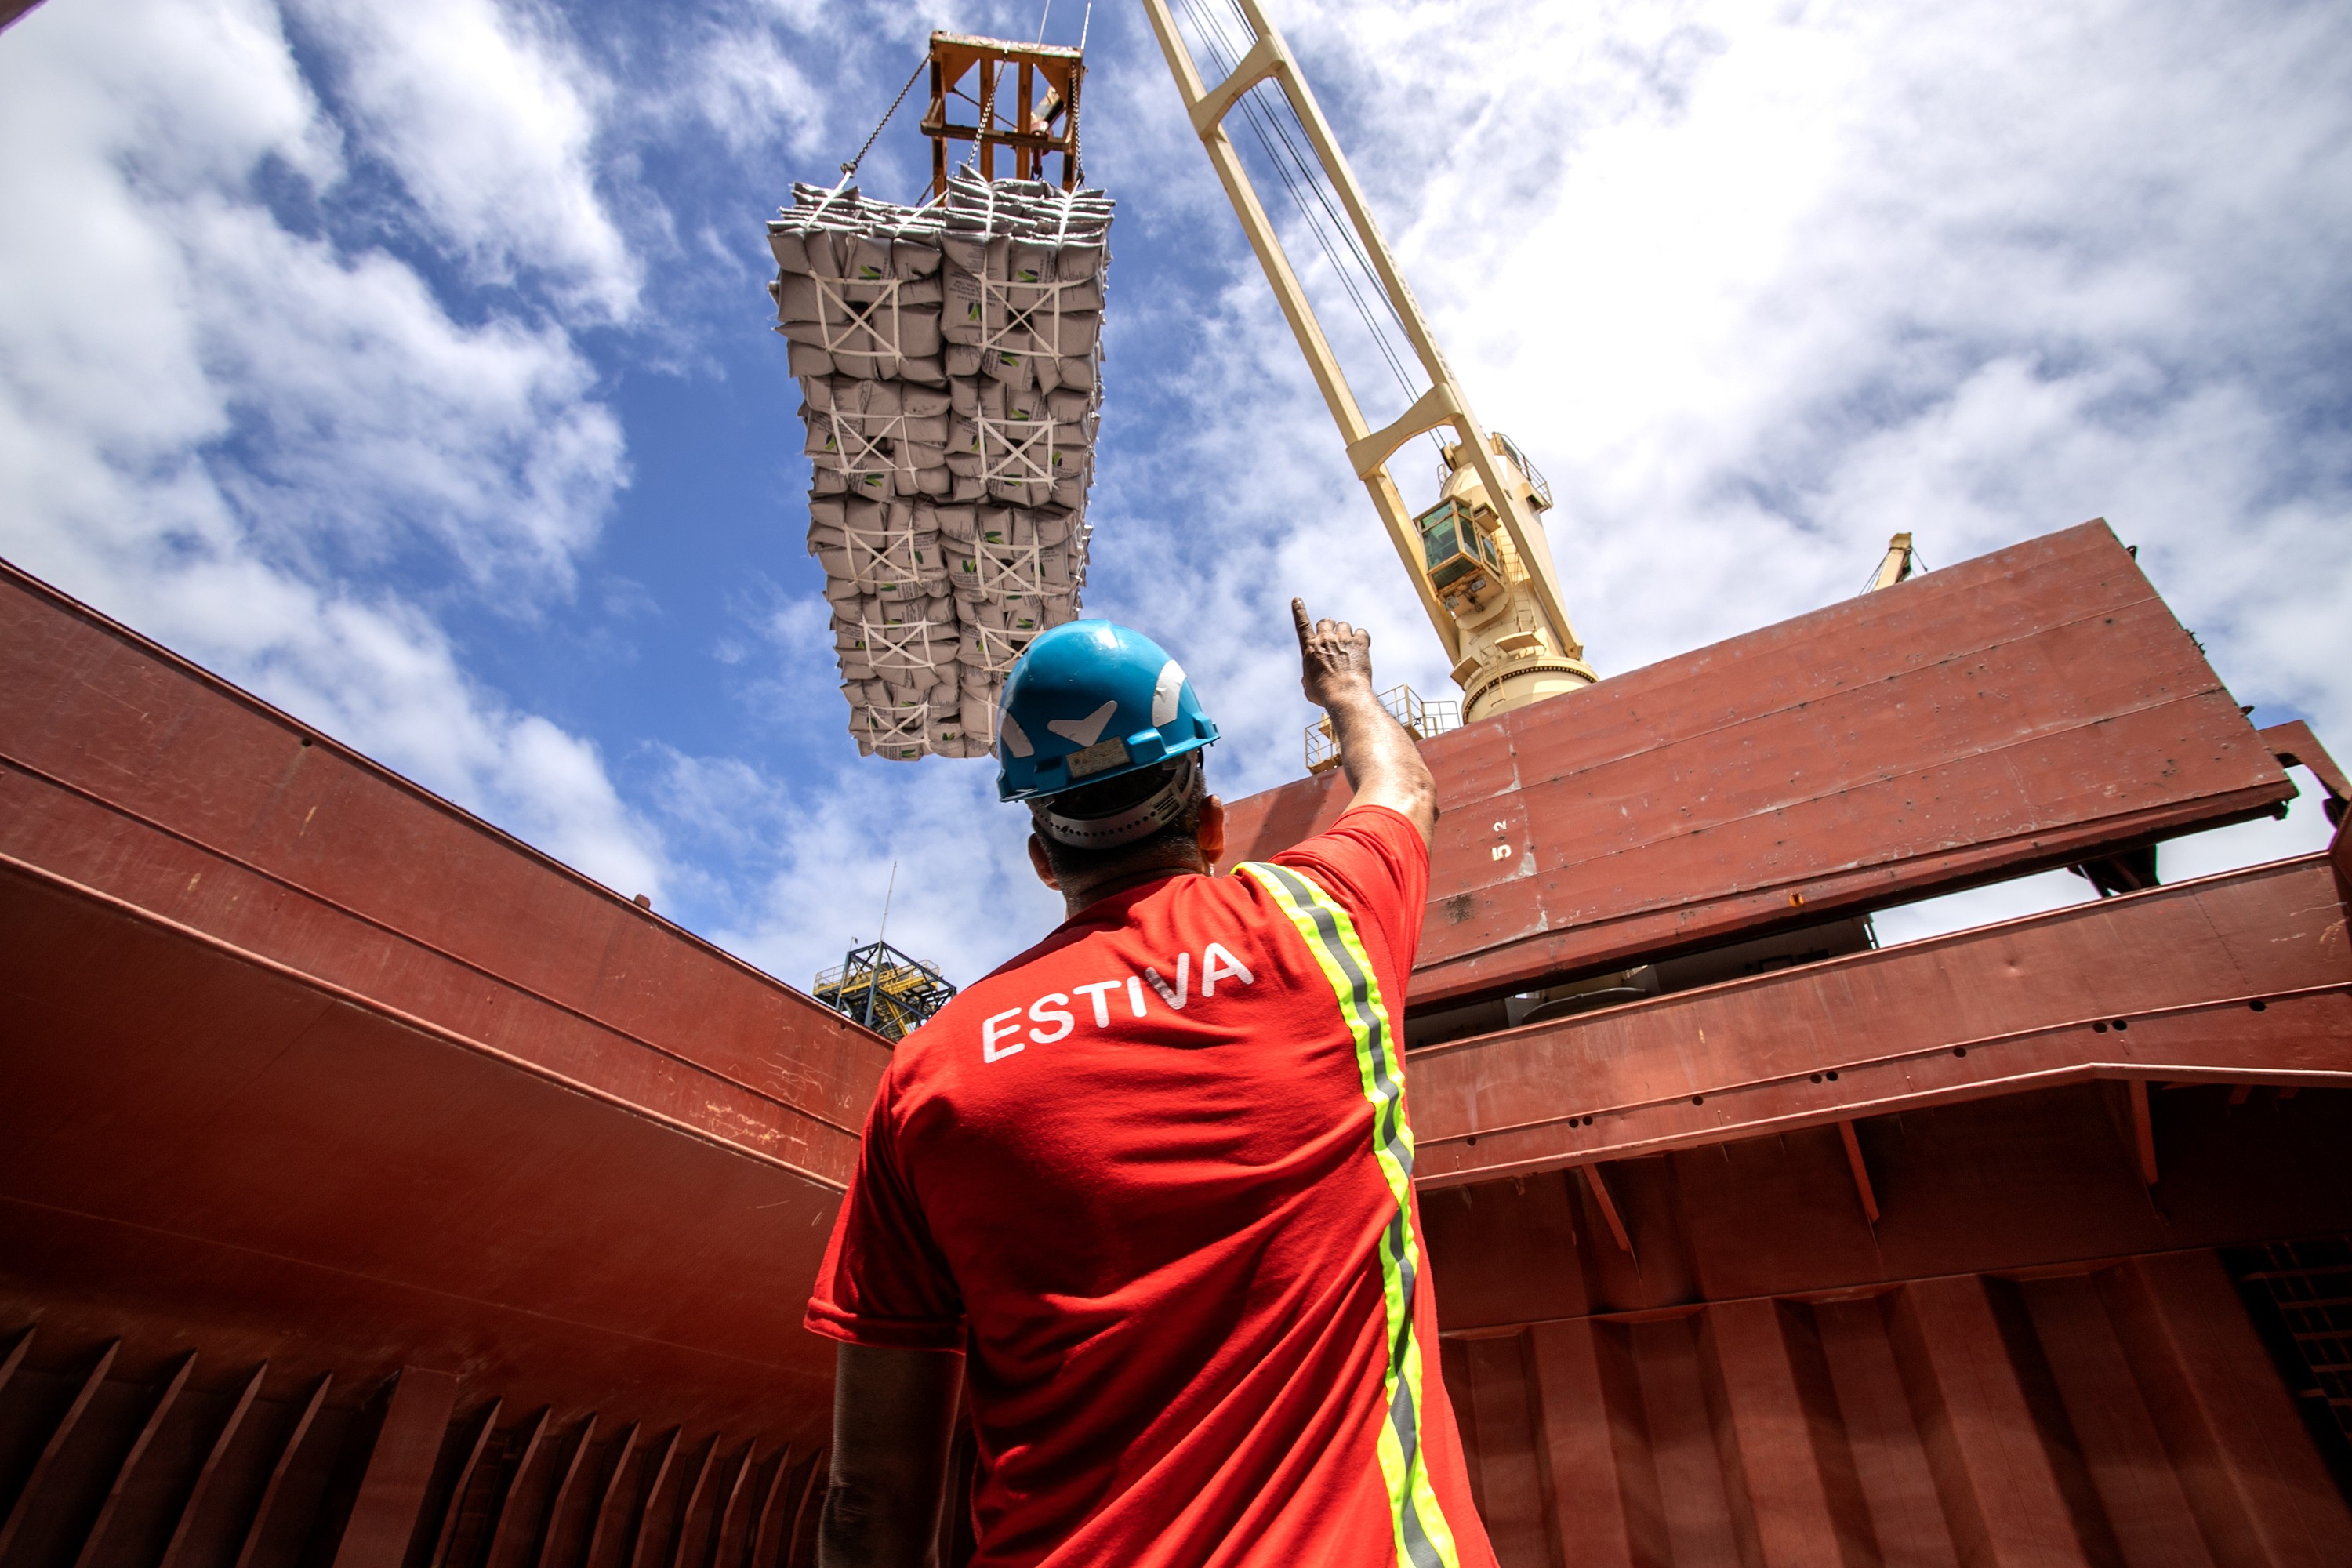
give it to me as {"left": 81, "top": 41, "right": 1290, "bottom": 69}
{"left": 1240, "top": 862, "right": 1462, "bottom": 1568}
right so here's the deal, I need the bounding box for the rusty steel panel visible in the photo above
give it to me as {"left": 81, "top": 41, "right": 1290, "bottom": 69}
{"left": 2263, "top": 719, "right": 2352, "bottom": 813}
{"left": 1437, "top": 1253, "right": 2352, "bottom": 1568}
{"left": 0, "top": 558, "right": 860, "bottom": 1563}
{"left": 1426, "top": 1086, "right": 2352, "bottom": 1341}
{"left": 0, "top": 862, "right": 844, "bottom": 1446}
{"left": 0, "top": 815, "right": 860, "bottom": 1185}
{"left": 1219, "top": 522, "right": 2296, "bottom": 1005}
{"left": 0, "top": 559, "right": 891, "bottom": 1163}
{"left": 1406, "top": 852, "right": 2352, "bottom": 1189}
{"left": 4, "top": 539, "right": 2343, "bottom": 1568}
{"left": 0, "top": 1327, "right": 829, "bottom": 1568}
{"left": 327, "top": 1368, "right": 457, "bottom": 1568}
{"left": 1421, "top": 1054, "right": 2352, "bottom": 1563}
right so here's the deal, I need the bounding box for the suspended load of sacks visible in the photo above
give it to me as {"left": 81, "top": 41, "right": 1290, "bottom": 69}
{"left": 768, "top": 171, "right": 1112, "bottom": 760}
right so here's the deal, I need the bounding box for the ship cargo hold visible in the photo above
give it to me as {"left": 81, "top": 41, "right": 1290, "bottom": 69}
{"left": 4, "top": 516, "right": 2350, "bottom": 1566}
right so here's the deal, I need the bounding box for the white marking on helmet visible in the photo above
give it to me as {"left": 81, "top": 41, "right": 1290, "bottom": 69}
{"left": 1047, "top": 699, "right": 1119, "bottom": 747}
{"left": 1000, "top": 708, "right": 1035, "bottom": 758}
{"left": 1151, "top": 660, "right": 1185, "bottom": 727}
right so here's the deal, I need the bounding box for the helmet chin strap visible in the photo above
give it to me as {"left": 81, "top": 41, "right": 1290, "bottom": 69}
{"left": 1033, "top": 753, "right": 1204, "bottom": 849}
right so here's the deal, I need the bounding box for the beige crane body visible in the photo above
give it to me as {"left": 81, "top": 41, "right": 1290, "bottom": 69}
{"left": 1140, "top": 0, "right": 1596, "bottom": 731}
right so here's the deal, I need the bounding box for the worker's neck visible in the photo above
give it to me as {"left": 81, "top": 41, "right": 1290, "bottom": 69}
{"left": 1058, "top": 852, "right": 1208, "bottom": 920}
{"left": 1032, "top": 800, "right": 1226, "bottom": 920}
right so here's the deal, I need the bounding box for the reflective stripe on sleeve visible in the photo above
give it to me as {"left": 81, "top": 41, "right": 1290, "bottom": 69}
{"left": 1238, "top": 861, "right": 1462, "bottom": 1568}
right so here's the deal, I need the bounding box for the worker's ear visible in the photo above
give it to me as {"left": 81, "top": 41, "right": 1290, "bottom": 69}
{"left": 1197, "top": 796, "right": 1226, "bottom": 867}
{"left": 1027, "top": 833, "right": 1060, "bottom": 890}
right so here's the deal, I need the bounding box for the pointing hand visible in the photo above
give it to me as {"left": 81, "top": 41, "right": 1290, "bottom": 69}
{"left": 1292, "top": 597, "right": 1374, "bottom": 710}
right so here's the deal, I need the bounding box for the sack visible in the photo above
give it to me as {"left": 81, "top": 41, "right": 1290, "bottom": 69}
{"left": 775, "top": 169, "right": 1111, "bottom": 760}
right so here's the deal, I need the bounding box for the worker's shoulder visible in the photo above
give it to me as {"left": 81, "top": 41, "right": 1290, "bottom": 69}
{"left": 1275, "top": 803, "right": 1425, "bottom": 864}
{"left": 1255, "top": 808, "right": 1426, "bottom": 895}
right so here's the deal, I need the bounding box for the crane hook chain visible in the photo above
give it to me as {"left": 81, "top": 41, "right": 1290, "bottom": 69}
{"left": 840, "top": 53, "right": 929, "bottom": 182}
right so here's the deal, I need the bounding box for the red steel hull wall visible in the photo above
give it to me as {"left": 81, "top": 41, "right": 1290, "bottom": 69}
{"left": 1439, "top": 1247, "right": 2349, "bottom": 1568}
{"left": 0, "top": 560, "right": 890, "bottom": 1566}
{"left": 1415, "top": 847, "right": 2352, "bottom": 1566}
{"left": 0, "top": 1345, "right": 834, "bottom": 1568}
{"left": 5, "top": 532, "right": 2349, "bottom": 1567}
{"left": 1425, "top": 1083, "right": 2352, "bottom": 1567}
{"left": 1412, "top": 844, "right": 2352, "bottom": 1566}
{"left": 1218, "top": 521, "right": 2293, "bottom": 1005}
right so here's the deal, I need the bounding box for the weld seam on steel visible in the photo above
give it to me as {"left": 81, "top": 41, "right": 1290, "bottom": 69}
{"left": 0, "top": 851, "right": 850, "bottom": 1192}
{"left": 1428, "top": 1237, "right": 2245, "bottom": 1341}
{"left": 1415, "top": 794, "right": 2303, "bottom": 993}
{"left": 0, "top": 1191, "right": 829, "bottom": 1367}
{"left": 1413, "top": 852, "right": 2337, "bottom": 1048}
{"left": 1418, "top": 1053, "right": 2352, "bottom": 1192}
{"left": 1495, "top": 579, "right": 2185, "bottom": 787}
{"left": 1501, "top": 779, "right": 2288, "bottom": 911}
{"left": 1426, "top": 979, "right": 2352, "bottom": 1149}
{"left": 0, "top": 753, "right": 865, "bottom": 1137}
{"left": 0, "top": 582, "right": 851, "bottom": 1011}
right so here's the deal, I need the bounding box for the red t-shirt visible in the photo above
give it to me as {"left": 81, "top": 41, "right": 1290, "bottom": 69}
{"left": 807, "top": 805, "right": 1496, "bottom": 1568}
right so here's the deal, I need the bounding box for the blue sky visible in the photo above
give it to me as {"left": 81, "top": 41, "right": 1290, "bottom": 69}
{"left": 2, "top": 0, "right": 2347, "bottom": 990}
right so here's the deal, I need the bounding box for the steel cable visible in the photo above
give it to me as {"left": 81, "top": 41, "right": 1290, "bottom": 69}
{"left": 840, "top": 53, "right": 928, "bottom": 180}
{"left": 1212, "top": 1, "right": 1424, "bottom": 376}
{"left": 1181, "top": 0, "right": 1412, "bottom": 391}
{"left": 1176, "top": 0, "right": 1439, "bottom": 452}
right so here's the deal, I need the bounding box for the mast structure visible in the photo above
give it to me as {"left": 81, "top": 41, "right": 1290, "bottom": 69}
{"left": 1867, "top": 532, "right": 1920, "bottom": 592}
{"left": 1139, "top": 0, "right": 1595, "bottom": 719}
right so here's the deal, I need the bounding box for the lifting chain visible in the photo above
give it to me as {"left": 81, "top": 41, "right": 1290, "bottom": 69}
{"left": 840, "top": 53, "right": 928, "bottom": 182}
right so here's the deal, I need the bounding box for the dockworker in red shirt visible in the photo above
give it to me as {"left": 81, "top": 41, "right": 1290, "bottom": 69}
{"left": 806, "top": 599, "right": 1499, "bottom": 1568}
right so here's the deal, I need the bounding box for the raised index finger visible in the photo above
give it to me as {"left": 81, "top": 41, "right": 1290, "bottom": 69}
{"left": 1291, "top": 597, "right": 1313, "bottom": 648}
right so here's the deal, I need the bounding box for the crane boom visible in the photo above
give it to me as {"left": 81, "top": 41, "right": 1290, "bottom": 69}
{"left": 1140, "top": 0, "right": 1596, "bottom": 720}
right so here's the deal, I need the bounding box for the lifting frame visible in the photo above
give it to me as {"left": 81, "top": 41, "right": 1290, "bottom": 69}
{"left": 922, "top": 32, "right": 1086, "bottom": 199}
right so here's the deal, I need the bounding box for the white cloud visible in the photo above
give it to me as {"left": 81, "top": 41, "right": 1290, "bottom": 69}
{"left": 186, "top": 195, "right": 628, "bottom": 592}
{"left": 0, "top": 0, "right": 663, "bottom": 898}
{"left": 5, "top": 0, "right": 2344, "bottom": 993}
{"left": 677, "top": 19, "right": 828, "bottom": 158}
{"left": 178, "top": 567, "right": 665, "bottom": 898}
{"left": 652, "top": 566, "right": 1061, "bottom": 987}
{"left": 288, "top": 0, "right": 641, "bottom": 319}
{"left": 1384, "top": 0, "right": 2352, "bottom": 695}
{"left": 630, "top": 0, "right": 940, "bottom": 185}
{"left": 660, "top": 746, "right": 1061, "bottom": 990}
{"left": 1082, "top": 0, "right": 2350, "bottom": 929}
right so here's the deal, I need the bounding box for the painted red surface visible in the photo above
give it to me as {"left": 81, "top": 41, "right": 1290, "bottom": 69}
{"left": 5, "top": 533, "right": 2349, "bottom": 1566}
{"left": 0, "top": 858, "right": 845, "bottom": 1438}
{"left": 1453, "top": 1254, "right": 2352, "bottom": 1568}
{"left": 0, "top": 1331, "right": 833, "bottom": 1568}
{"left": 1219, "top": 521, "right": 2296, "bottom": 1006}
{"left": 0, "top": 559, "right": 891, "bottom": 1183}
{"left": 0, "top": 561, "right": 879, "bottom": 1564}
{"left": 1416, "top": 815, "right": 2352, "bottom": 1565}
{"left": 1429, "top": 1102, "right": 2352, "bottom": 1567}
{"left": 1409, "top": 853, "right": 2352, "bottom": 1187}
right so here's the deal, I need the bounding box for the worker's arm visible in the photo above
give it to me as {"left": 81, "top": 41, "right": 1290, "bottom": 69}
{"left": 817, "top": 1342, "right": 964, "bottom": 1568}
{"left": 1293, "top": 597, "right": 1437, "bottom": 844}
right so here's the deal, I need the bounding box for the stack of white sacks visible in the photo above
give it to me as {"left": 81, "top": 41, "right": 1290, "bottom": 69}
{"left": 769, "top": 172, "right": 1112, "bottom": 760}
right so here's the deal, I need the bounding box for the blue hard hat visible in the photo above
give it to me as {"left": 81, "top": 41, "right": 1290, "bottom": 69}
{"left": 996, "top": 620, "right": 1219, "bottom": 803}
